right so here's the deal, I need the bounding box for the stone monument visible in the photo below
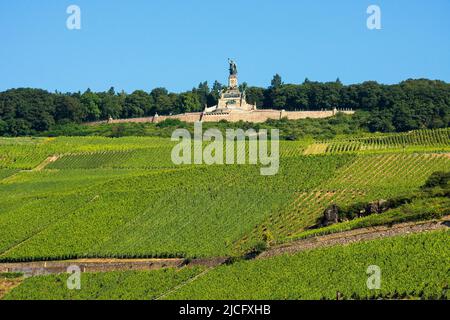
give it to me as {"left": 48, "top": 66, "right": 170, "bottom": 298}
{"left": 204, "top": 59, "right": 256, "bottom": 114}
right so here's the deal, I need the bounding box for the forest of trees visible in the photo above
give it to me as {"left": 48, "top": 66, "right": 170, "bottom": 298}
{"left": 0, "top": 76, "right": 449, "bottom": 136}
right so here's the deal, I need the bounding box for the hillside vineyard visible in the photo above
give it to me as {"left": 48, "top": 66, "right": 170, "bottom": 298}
{"left": 0, "top": 129, "right": 448, "bottom": 261}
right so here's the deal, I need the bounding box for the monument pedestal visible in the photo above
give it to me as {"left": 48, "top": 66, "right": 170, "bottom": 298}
{"left": 204, "top": 60, "right": 256, "bottom": 114}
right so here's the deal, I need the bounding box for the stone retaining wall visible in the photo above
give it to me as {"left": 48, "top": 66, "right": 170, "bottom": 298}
{"left": 0, "top": 257, "right": 228, "bottom": 277}
{"left": 0, "top": 259, "right": 185, "bottom": 276}
{"left": 86, "top": 109, "right": 354, "bottom": 126}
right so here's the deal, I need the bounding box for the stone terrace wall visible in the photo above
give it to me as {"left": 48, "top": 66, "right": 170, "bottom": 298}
{"left": 0, "top": 257, "right": 228, "bottom": 276}
{"left": 149, "top": 112, "right": 203, "bottom": 123}
{"left": 86, "top": 109, "right": 354, "bottom": 125}
{"left": 202, "top": 110, "right": 281, "bottom": 123}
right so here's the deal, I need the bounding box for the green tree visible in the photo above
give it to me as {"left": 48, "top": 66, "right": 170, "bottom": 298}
{"left": 80, "top": 89, "right": 101, "bottom": 121}
{"left": 207, "top": 81, "right": 223, "bottom": 107}
{"left": 194, "top": 81, "right": 210, "bottom": 108}
{"left": 150, "top": 88, "right": 173, "bottom": 115}
{"left": 246, "top": 87, "right": 265, "bottom": 108}
{"left": 177, "top": 92, "right": 202, "bottom": 113}
{"left": 54, "top": 95, "right": 84, "bottom": 123}
{"left": 99, "top": 93, "right": 122, "bottom": 119}
{"left": 270, "top": 74, "right": 283, "bottom": 89}
{"left": 123, "top": 90, "right": 152, "bottom": 118}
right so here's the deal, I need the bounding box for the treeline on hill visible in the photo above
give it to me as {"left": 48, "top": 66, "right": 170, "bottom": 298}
{"left": 0, "top": 76, "right": 449, "bottom": 136}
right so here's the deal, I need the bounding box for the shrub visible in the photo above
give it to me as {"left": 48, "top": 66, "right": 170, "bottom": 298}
{"left": 156, "top": 118, "right": 184, "bottom": 128}
{"left": 422, "top": 171, "right": 450, "bottom": 189}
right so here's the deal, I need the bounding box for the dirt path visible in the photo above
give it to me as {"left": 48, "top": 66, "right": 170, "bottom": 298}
{"left": 0, "top": 277, "right": 23, "bottom": 299}
{"left": 303, "top": 143, "right": 328, "bottom": 155}
{"left": 33, "top": 155, "right": 59, "bottom": 171}
{"left": 0, "top": 155, "right": 58, "bottom": 183}
{"left": 258, "top": 218, "right": 449, "bottom": 259}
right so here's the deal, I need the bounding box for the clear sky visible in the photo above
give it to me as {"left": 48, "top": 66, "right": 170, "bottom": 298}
{"left": 1, "top": 0, "right": 449, "bottom": 93}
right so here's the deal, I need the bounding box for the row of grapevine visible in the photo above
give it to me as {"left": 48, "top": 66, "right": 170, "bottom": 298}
{"left": 312, "top": 128, "right": 450, "bottom": 154}
{"left": 4, "top": 230, "right": 449, "bottom": 300}
{"left": 0, "top": 136, "right": 177, "bottom": 169}
{"left": 0, "top": 154, "right": 353, "bottom": 261}
{"left": 1, "top": 135, "right": 448, "bottom": 262}
{"left": 4, "top": 267, "right": 204, "bottom": 300}
{"left": 236, "top": 152, "right": 450, "bottom": 248}
{"left": 47, "top": 151, "right": 135, "bottom": 169}
{"left": 44, "top": 139, "right": 309, "bottom": 171}
{"left": 168, "top": 230, "right": 450, "bottom": 300}
{"left": 0, "top": 169, "right": 17, "bottom": 181}
{"left": 327, "top": 153, "right": 450, "bottom": 189}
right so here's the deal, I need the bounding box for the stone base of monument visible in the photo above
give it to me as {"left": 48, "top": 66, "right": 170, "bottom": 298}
{"left": 205, "top": 74, "right": 257, "bottom": 114}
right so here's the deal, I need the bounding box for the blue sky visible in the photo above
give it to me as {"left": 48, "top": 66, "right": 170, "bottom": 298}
{"left": 0, "top": 0, "right": 449, "bottom": 93}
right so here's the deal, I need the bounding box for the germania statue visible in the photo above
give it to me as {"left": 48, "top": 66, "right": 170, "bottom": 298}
{"left": 228, "top": 58, "right": 237, "bottom": 76}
